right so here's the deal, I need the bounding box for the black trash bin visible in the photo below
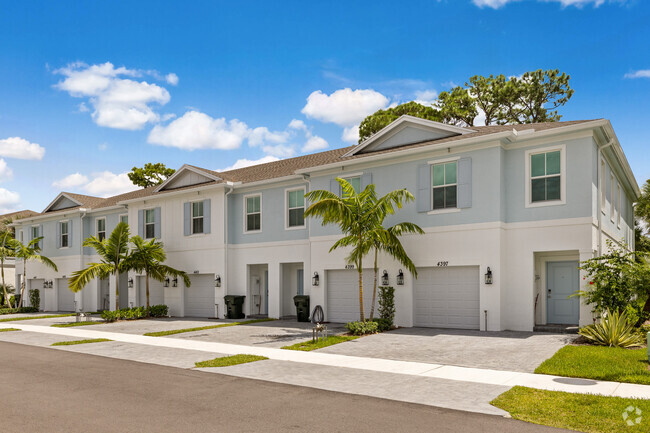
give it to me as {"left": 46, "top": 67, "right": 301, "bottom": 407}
{"left": 224, "top": 295, "right": 246, "bottom": 319}
{"left": 293, "top": 295, "right": 310, "bottom": 322}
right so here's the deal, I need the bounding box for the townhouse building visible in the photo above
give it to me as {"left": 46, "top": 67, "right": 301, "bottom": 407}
{"left": 12, "top": 116, "right": 639, "bottom": 331}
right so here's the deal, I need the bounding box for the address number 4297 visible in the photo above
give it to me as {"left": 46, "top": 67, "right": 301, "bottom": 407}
{"left": 436, "top": 261, "right": 449, "bottom": 267}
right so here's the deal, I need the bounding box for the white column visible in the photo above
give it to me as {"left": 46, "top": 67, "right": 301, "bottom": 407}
{"left": 578, "top": 249, "right": 595, "bottom": 327}
{"left": 109, "top": 275, "right": 117, "bottom": 311}
{"left": 267, "top": 262, "right": 281, "bottom": 319}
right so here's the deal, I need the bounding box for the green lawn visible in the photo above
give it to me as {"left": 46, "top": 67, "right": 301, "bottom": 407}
{"left": 535, "top": 345, "right": 650, "bottom": 385}
{"left": 51, "top": 338, "right": 112, "bottom": 346}
{"left": 144, "top": 318, "right": 276, "bottom": 337}
{"left": 0, "top": 313, "right": 76, "bottom": 323}
{"left": 492, "top": 386, "right": 650, "bottom": 433}
{"left": 195, "top": 354, "right": 268, "bottom": 368}
{"left": 281, "top": 335, "right": 359, "bottom": 351}
{"left": 51, "top": 321, "right": 104, "bottom": 328}
{"left": 0, "top": 328, "right": 20, "bottom": 332}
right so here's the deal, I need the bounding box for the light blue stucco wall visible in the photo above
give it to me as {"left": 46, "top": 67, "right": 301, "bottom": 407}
{"left": 83, "top": 211, "right": 123, "bottom": 255}
{"left": 15, "top": 215, "right": 82, "bottom": 258}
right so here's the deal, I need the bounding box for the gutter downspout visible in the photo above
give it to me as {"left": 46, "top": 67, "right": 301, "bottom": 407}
{"left": 302, "top": 174, "right": 311, "bottom": 295}
{"left": 597, "top": 140, "right": 615, "bottom": 256}
{"left": 223, "top": 183, "right": 235, "bottom": 318}
{"left": 78, "top": 208, "right": 87, "bottom": 312}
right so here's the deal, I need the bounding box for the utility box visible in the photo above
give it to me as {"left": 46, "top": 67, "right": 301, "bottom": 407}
{"left": 293, "top": 295, "right": 310, "bottom": 322}
{"left": 224, "top": 295, "right": 245, "bottom": 319}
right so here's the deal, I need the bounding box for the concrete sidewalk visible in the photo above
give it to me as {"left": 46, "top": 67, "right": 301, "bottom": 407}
{"left": 2, "top": 322, "right": 650, "bottom": 401}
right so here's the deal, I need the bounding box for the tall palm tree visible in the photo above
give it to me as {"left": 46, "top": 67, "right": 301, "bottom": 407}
{"left": 305, "top": 178, "right": 420, "bottom": 321}
{"left": 124, "top": 235, "right": 190, "bottom": 308}
{"left": 69, "top": 222, "right": 130, "bottom": 310}
{"left": 0, "top": 218, "right": 15, "bottom": 307}
{"left": 12, "top": 237, "right": 58, "bottom": 308}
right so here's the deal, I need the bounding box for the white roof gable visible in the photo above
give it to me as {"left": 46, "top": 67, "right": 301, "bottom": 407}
{"left": 154, "top": 165, "right": 221, "bottom": 192}
{"left": 42, "top": 193, "right": 82, "bottom": 213}
{"left": 343, "top": 115, "right": 475, "bottom": 157}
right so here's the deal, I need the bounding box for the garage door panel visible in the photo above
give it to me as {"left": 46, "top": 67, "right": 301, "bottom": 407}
{"left": 327, "top": 270, "right": 377, "bottom": 323}
{"left": 184, "top": 274, "right": 214, "bottom": 318}
{"left": 57, "top": 278, "right": 75, "bottom": 311}
{"left": 138, "top": 277, "right": 164, "bottom": 307}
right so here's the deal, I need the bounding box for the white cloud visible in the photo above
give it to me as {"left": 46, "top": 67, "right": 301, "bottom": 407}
{"left": 0, "top": 188, "right": 21, "bottom": 214}
{"left": 148, "top": 111, "right": 249, "bottom": 150}
{"left": 342, "top": 126, "right": 360, "bottom": 144}
{"left": 54, "top": 62, "right": 171, "bottom": 130}
{"left": 302, "top": 136, "right": 329, "bottom": 152}
{"left": 98, "top": 143, "right": 108, "bottom": 151}
{"left": 472, "top": 0, "right": 518, "bottom": 7}
{"left": 165, "top": 73, "right": 179, "bottom": 85}
{"left": 84, "top": 171, "right": 136, "bottom": 197}
{"left": 0, "top": 159, "right": 13, "bottom": 181}
{"left": 0, "top": 137, "right": 45, "bottom": 160}
{"left": 624, "top": 70, "right": 650, "bottom": 79}
{"left": 288, "top": 119, "right": 307, "bottom": 131}
{"left": 219, "top": 156, "right": 280, "bottom": 172}
{"left": 262, "top": 144, "right": 296, "bottom": 158}
{"left": 414, "top": 89, "right": 438, "bottom": 106}
{"left": 248, "top": 126, "right": 289, "bottom": 147}
{"left": 52, "top": 172, "right": 89, "bottom": 189}
{"left": 473, "top": 0, "right": 622, "bottom": 8}
{"left": 78, "top": 102, "right": 90, "bottom": 112}
{"left": 302, "top": 88, "right": 389, "bottom": 127}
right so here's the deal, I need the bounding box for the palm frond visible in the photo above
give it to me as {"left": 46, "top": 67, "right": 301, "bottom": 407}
{"left": 68, "top": 262, "right": 114, "bottom": 292}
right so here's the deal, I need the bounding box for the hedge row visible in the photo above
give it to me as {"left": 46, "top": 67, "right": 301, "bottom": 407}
{"left": 101, "top": 305, "right": 168, "bottom": 322}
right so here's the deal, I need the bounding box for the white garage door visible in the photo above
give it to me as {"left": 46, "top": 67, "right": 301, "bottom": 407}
{"left": 184, "top": 274, "right": 215, "bottom": 318}
{"left": 138, "top": 277, "right": 164, "bottom": 307}
{"left": 57, "top": 278, "right": 75, "bottom": 311}
{"left": 413, "top": 266, "right": 480, "bottom": 329}
{"left": 327, "top": 270, "right": 378, "bottom": 323}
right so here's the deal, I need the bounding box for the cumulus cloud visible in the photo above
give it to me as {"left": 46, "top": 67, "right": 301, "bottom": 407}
{"left": 288, "top": 119, "right": 307, "bottom": 131}
{"left": 219, "top": 156, "right": 280, "bottom": 172}
{"left": 624, "top": 70, "right": 650, "bottom": 79}
{"left": 54, "top": 62, "right": 172, "bottom": 130}
{"left": 414, "top": 89, "right": 438, "bottom": 106}
{"left": 302, "top": 136, "right": 329, "bottom": 152}
{"left": 0, "top": 159, "right": 13, "bottom": 181}
{"left": 342, "top": 126, "right": 360, "bottom": 144}
{"left": 52, "top": 172, "right": 89, "bottom": 189}
{"left": 165, "top": 73, "right": 179, "bottom": 85}
{"left": 53, "top": 171, "right": 137, "bottom": 197}
{"left": 302, "top": 88, "right": 389, "bottom": 127}
{"left": 0, "top": 188, "right": 21, "bottom": 214}
{"left": 248, "top": 126, "right": 289, "bottom": 147}
{"left": 148, "top": 111, "right": 249, "bottom": 150}
{"left": 0, "top": 137, "right": 45, "bottom": 160}
{"left": 262, "top": 144, "right": 296, "bottom": 158}
{"left": 473, "top": 0, "right": 623, "bottom": 8}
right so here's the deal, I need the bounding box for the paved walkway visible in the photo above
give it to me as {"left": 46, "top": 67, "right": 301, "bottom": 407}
{"left": 2, "top": 322, "right": 649, "bottom": 403}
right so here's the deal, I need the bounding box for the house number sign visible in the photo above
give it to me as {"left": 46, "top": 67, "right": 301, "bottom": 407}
{"left": 436, "top": 261, "right": 449, "bottom": 267}
{"left": 345, "top": 264, "right": 355, "bottom": 270}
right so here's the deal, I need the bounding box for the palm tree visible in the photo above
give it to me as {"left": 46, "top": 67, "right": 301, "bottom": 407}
{"left": 305, "top": 178, "right": 420, "bottom": 321}
{"left": 124, "top": 235, "right": 190, "bottom": 308}
{"left": 0, "top": 218, "right": 15, "bottom": 307}
{"left": 12, "top": 237, "right": 58, "bottom": 308}
{"left": 69, "top": 222, "right": 130, "bottom": 310}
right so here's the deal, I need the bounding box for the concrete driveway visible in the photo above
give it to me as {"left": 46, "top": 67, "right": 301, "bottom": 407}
{"left": 318, "top": 327, "right": 577, "bottom": 373}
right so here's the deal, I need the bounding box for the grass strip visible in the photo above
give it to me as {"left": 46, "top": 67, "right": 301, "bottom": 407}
{"left": 195, "top": 354, "right": 268, "bottom": 368}
{"left": 491, "top": 386, "right": 650, "bottom": 433}
{"left": 535, "top": 345, "right": 650, "bottom": 385}
{"left": 281, "top": 335, "right": 359, "bottom": 351}
{"left": 51, "top": 321, "right": 104, "bottom": 328}
{"left": 0, "top": 328, "right": 20, "bottom": 332}
{"left": 144, "top": 318, "right": 276, "bottom": 337}
{"left": 0, "top": 313, "right": 76, "bottom": 323}
{"left": 51, "top": 338, "right": 112, "bottom": 346}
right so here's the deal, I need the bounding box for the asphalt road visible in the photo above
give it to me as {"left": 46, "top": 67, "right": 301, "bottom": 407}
{"left": 0, "top": 341, "right": 569, "bottom": 433}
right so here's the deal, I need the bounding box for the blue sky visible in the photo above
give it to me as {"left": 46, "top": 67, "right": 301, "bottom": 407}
{"left": 0, "top": 0, "right": 649, "bottom": 212}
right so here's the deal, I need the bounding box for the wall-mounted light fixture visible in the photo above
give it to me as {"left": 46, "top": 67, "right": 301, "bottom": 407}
{"left": 312, "top": 272, "right": 319, "bottom": 286}
{"left": 48, "top": 280, "right": 54, "bottom": 289}
{"left": 163, "top": 277, "right": 170, "bottom": 288}
{"left": 381, "top": 270, "right": 389, "bottom": 286}
{"left": 172, "top": 277, "right": 178, "bottom": 287}
{"left": 215, "top": 275, "right": 221, "bottom": 288}
{"left": 42, "top": 280, "right": 48, "bottom": 289}
{"left": 397, "top": 269, "right": 404, "bottom": 286}
{"left": 128, "top": 277, "right": 134, "bottom": 289}
{"left": 485, "top": 267, "right": 493, "bottom": 285}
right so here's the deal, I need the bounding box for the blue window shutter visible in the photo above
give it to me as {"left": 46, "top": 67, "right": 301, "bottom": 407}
{"left": 330, "top": 178, "right": 339, "bottom": 195}
{"left": 203, "top": 199, "right": 211, "bottom": 234}
{"left": 38, "top": 225, "right": 43, "bottom": 248}
{"left": 457, "top": 157, "right": 472, "bottom": 209}
{"left": 138, "top": 210, "right": 144, "bottom": 238}
{"left": 183, "top": 203, "right": 191, "bottom": 236}
{"left": 417, "top": 164, "right": 431, "bottom": 213}
{"left": 154, "top": 207, "right": 161, "bottom": 239}
{"left": 360, "top": 172, "right": 373, "bottom": 190}
{"left": 56, "top": 222, "right": 61, "bottom": 249}
{"left": 68, "top": 220, "right": 73, "bottom": 247}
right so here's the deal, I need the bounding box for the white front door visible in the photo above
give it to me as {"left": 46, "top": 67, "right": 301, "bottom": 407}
{"left": 57, "top": 278, "right": 75, "bottom": 312}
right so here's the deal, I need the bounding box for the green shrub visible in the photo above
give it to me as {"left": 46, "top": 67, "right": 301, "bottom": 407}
{"left": 29, "top": 289, "right": 40, "bottom": 310}
{"left": 579, "top": 308, "right": 645, "bottom": 348}
{"left": 101, "top": 305, "right": 168, "bottom": 322}
{"left": 345, "top": 320, "right": 379, "bottom": 336}
{"left": 372, "top": 317, "right": 392, "bottom": 332}
{"left": 0, "top": 307, "right": 39, "bottom": 315}
{"left": 148, "top": 304, "right": 168, "bottom": 317}
{"left": 378, "top": 286, "right": 395, "bottom": 327}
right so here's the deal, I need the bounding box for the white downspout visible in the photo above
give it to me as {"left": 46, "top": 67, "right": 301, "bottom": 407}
{"left": 223, "top": 184, "right": 235, "bottom": 318}
{"left": 78, "top": 208, "right": 87, "bottom": 312}
{"left": 597, "top": 140, "right": 614, "bottom": 256}
{"left": 302, "top": 174, "right": 311, "bottom": 295}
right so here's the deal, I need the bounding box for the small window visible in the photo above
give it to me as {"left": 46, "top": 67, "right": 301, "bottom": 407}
{"left": 97, "top": 218, "right": 106, "bottom": 241}
{"left": 145, "top": 209, "right": 156, "bottom": 239}
{"left": 617, "top": 183, "right": 622, "bottom": 227}
{"left": 191, "top": 201, "right": 204, "bottom": 234}
{"left": 432, "top": 161, "right": 457, "bottom": 209}
{"left": 120, "top": 215, "right": 128, "bottom": 224}
{"left": 245, "top": 195, "right": 261, "bottom": 232}
{"left": 345, "top": 176, "right": 361, "bottom": 194}
{"left": 60, "top": 221, "right": 69, "bottom": 248}
{"left": 530, "top": 151, "right": 561, "bottom": 203}
{"left": 287, "top": 189, "right": 305, "bottom": 228}
{"left": 19, "top": 230, "right": 23, "bottom": 243}
{"left": 31, "top": 226, "right": 39, "bottom": 249}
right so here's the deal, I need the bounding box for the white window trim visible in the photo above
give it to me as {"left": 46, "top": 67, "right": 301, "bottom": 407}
{"left": 285, "top": 187, "right": 307, "bottom": 230}
{"left": 430, "top": 159, "right": 459, "bottom": 211}
{"left": 143, "top": 208, "right": 156, "bottom": 239}
{"left": 190, "top": 200, "right": 205, "bottom": 235}
{"left": 243, "top": 193, "right": 262, "bottom": 234}
{"left": 59, "top": 220, "right": 70, "bottom": 249}
{"left": 524, "top": 144, "right": 566, "bottom": 208}
{"left": 617, "top": 183, "right": 622, "bottom": 228}
{"left": 96, "top": 217, "right": 107, "bottom": 241}
{"left": 119, "top": 214, "right": 128, "bottom": 224}
{"left": 600, "top": 159, "right": 607, "bottom": 214}
{"left": 31, "top": 225, "right": 40, "bottom": 247}
{"left": 427, "top": 208, "right": 461, "bottom": 215}
{"left": 427, "top": 155, "right": 460, "bottom": 165}
{"left": 610, "top": 174, "right": 615, "bottom": 223}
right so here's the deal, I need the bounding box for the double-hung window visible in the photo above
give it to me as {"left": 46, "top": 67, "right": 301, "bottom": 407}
{"left": 120, "top": 214, "right": 128, "bottom": 224}
{"left": 530, "top": 150, "right": 561, "bottom": 203}
{"left": 191, "top": 201, "right": 204, "bottom": 234}
{"left": 287, "top": 189, "right": 305, "bottom": 228}
{"left": 97, "top": 218, "right": 106, "bottom": 241}
{"left": 432, "top": 161, "right": 457, "bottom": 210}
{"left": 345, "top": 176, "right": 361, "bottom": 194}
{"left": 245, "top": 195, "right": 261, "bottom": 232}
{"left": 60, "top": 221, "right": 69, "bottom": 248}
{"left": 31, "top": 226, "right": 40, "bottom": 249}
{"left": 145, "top": 209, "right": 156, "bottom": 239}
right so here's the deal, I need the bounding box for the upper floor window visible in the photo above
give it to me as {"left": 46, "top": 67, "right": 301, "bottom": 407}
{"left": 96, "top": 218, "right": 106, "bottom": 241}
{"left": 145, "top": 209, "right": 156, "bottom": 239}
{"left": 31, "top": 226, "right": 40, "bottom": 249}
{"left": 191, "top": 201, "right": 204, "bottom": 234}
{"left": 287, "top": 189, "right": 305, "bottom": 228}
{"left": 432, "top": 161, "right": 457, "bottom": 210}
{"left": 530, "top": 150, "right": 561, "bottom": 203}
{"left": 345, "top": 176, "right": 361, "bottom": 194}
{"left": 245, "top": 195, "right": 261, "bottom": 232}
{"left": 19, "top": 230, "right": 23, "bottom": 243}
{"left": 60, "top": 221, "right": 69, "bottom": 248}
{"left": 120, "top": 214, "right": 128, "bottom": 225}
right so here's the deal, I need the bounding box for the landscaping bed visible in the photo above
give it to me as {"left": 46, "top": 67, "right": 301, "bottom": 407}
{"left": 51, "top": 338, "right": 112, "bottom": 346}
{"left": 144, "top": 318, "right": 275, "bottom": 337}
{"left": 0, "top": 307, "right": 38, "bottom": 315}
{"left": 0, "top": 313, "right": 76, "bottom": 323}
{"left": 281, "top": 335, "right": 359, "bottom": 351}
{"left": 195, "top": 354, "right": 268, "bottom": 368}
{"left": 0, "top": 328, "right": 20, "bottom": 332}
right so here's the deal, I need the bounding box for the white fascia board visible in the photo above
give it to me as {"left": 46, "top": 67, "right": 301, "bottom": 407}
{"left": 85, "top": 205, "right": 128, "bottom": 215}
{"left": 231, "top": 175, "right": 305, "bottom": 191}
{"left": 12, "top": 208, "right": 86, "bottom": 225}
{"left": 117, "top": 182, "right": 228, "bottom": 206}
{"left": 153, "top": 164, "right": 222, "bottom": 193}
{"left": 601, "top": 121, "right": 641, "bottom": 198}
